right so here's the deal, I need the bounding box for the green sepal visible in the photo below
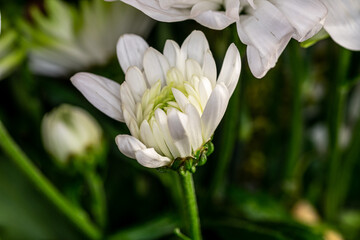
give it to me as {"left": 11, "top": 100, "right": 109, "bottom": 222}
{"left": 300, "top": 29, "right": 329, "bottom": 48}
{"left": 194, "top": 150, "right": 201, "bottom": 160}
{"left": 179, "top": 167, "right": 186, "bottom": 177}
{"left": 184, "top": 157, "right": 194, "bottom": 171}
{"left": 198, "top": 153, "right": 207, "bottom": 166}
{"left": 169, "top": 140, "right": 214, "bottom": 174}
{"left": 206, "top": 141, "right": 214, "bottom": 156}
{"left": 170, "top": 157, "right": 183, "bottom": 170}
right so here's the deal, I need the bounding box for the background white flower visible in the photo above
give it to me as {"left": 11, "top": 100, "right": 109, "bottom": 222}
{"left": 115, "top": 0, "right": 360, "bottom": 79}
{"left": 113, "top": 0, "right": 331, "bottom": 78}
{"left": 320, "top": 0, "right": 360, "bottom": 51}
{"left": 71, "top": 30, "right": 241, "bottom": 168}
{"left": 0, "top": 18, "right": 27, "bottom": 80}
{"left": 25, "top": 0, "right": 153, "bottom": 77}
{"left": 107, "top": 0, "right": 240, "bottom": 30}
{"left": 237, "top": 0, "right": 327, "bottom": 78}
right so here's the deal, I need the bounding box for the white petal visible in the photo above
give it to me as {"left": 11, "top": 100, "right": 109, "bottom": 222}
{"left": 118, "top": 0, "right": 191, "bottom": 22}
{"left": 246, "top": 45, "right": 269, "bottom": 79}
{"left": 159, "top": 0, "right": 198, "bottom": 10}
{"left": 172, "top": 88, "right": 190, "bottom": 112}
{"left": 163, "top": 40, "right": 181, "bottom": 67}
{"left": 150, "top": 119, "right": 172, "bottom": 158}
{"left": 272, "top": 0, "right": 327, "bottom": 41}
{"left": 125, "top": 66, "right": 148, "bottom": 102}
{"left": 201, "top": 83, "right": 229, "bottom": 141}
{"left": 181, "top": 30, "right": 209, "bottom": 65}
{"left": 135, "top": 102, "right": 143, "bottom": 125}
{"left": 71, "top": 72, "right": 123, "bottom": 122}
{"left": 188, "top": 95, "right": 202, "bottom": 115}
{"left": 122, "top": 108, "right": 139, "bottom": 138}
{"left": 184, "top": 83, "right": 201, "bottom": 109}
{"left": 322, "top": 0, "right": 360, "bottom": 51}
{"left": 246, "top": 0, "right": 256, "bottom": 9}
{"left": 166, "top": 67, "right": 185, "bottom": 86}
{"left": 192, "top": 2, "right": 238, "bottom": 30}
{"left": 236, "top": 0, "right": 293, "bottom": 78}
{"left": 120, "top": 82, "right": 136, "bottom": 116}
{"left": 117, "top": 34, "right": 149, "bottom": 72}
{"left": 185, "top": 59, "right": 202, "bottom": 81}
{"left": 139, "top": 120, "right": 162, "bottom": 154}
{"left": 217, "top": 43, "right": 241, "bottom": 95}
{"left": 202, "top": 50, "right": 217, "bottom": 88}
{"left": 135, "top": 148, "right": 172, "bottom": 168}
{"left": 225, "top": 0, "right": 241, "bottom": 20}
{"left": 155, "top": 109, "right": 181, "bottom": 158}
{"left": 184, "top": 104, "right": 203, "bottom": 152}
{"left": 167, "top": 108, "right": 191, "bottom": 157}
{"left": 190, "top": 2, "right": 219, "bottom": 17}
{"left": 143, "top": 47, "right": 170, "bottom": 87}
{"left": 115, "top": 134, "right": 146, "bottom": 159}
{"left": 198, "top": 76, "right": 213, "bottom": 108}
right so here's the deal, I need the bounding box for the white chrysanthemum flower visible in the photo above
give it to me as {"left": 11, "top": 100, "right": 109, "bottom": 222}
{"left": 71, "top": 30, "right": 241, "bottom": 168}
{"left": 26, "top": 0, "right": 153, "bottom": 77}
{"left": 107, "top": 0, "right": 240, "bottom": 30}
{"left": 320, "top": 0, "right": 360, "bottom": 51}
{"left": 41, "top": 104, "right": 103, "bottom": 165}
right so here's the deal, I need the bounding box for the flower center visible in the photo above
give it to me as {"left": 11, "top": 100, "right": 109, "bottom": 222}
{"left": 141, "top": 68, "right": 188, "bottom": 122}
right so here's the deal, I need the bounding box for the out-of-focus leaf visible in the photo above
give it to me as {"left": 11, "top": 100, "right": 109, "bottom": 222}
{"left": 228, "top": 186, "right": 288, "bottom": 221}
{"left": 340, "top": 210, "right": 360, "bottom": 240}
{"left": 258, "top": 221, "right": 323, "bottom": 240}
{"left": 204, "top": 219, "right": 289, "bottom": 240}
{"left": 204, "top": 218, "right": 323, "bottom": 240}
{"left": 0, "top": 156, "right": 90, "bottom": 239}
{"left": 239, "top": 107, "right": 253, "bottom": 141}
{"left": 107, "top": 214, "right": 179, "bottom": 240}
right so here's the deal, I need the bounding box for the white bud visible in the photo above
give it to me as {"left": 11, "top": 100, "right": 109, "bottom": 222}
{"left": 41, "top": 104, "right": 103, "bottom": 165}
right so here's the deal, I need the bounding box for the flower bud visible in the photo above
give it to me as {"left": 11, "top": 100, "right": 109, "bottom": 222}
{"left": 41, "top": 104, "right": 103, "bottom": 169}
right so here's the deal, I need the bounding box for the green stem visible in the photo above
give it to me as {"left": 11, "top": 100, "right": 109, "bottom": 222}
{"left": 283, "top": 42, "right": 305, "bottom": 197}
{"left": 325, "top": 48, "right": 351, "bottom": 221}
{"left": 0, "top": 120, "right": 101, "bottom": 239}
{"left": 178, "top": 171, "right": 202, "bottom": 240}
{"left": 85, "top": 171, "right": 107, "bottom": 229}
